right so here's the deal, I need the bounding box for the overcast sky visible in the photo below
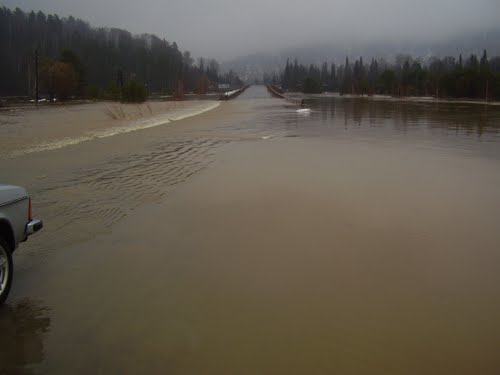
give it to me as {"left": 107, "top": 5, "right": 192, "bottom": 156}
{"left": 3, "top": 0, "right": 499, "bottom": 60}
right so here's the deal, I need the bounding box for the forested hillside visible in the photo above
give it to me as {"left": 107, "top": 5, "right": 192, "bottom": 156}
{"left": 275, "top": 52, "right": 500, "bottom": 100}
{"left": 0, "top": 7, "right": 242, "bottom": 98}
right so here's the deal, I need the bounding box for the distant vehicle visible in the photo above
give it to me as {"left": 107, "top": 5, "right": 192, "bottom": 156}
{"left": 0, "top": 185, "right": 43, "bottom": 304}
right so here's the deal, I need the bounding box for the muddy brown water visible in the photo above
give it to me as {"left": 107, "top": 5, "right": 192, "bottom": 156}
{"left": 1, "top": 86, "right": 500, "bottom": 374}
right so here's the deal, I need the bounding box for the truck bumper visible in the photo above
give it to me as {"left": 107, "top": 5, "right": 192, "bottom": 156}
{"left": 26, "top": 219, "right": 43, "bottom": 235}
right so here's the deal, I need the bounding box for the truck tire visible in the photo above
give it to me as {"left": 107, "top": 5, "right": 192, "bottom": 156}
{"left": 0, "top": 237, "right": 13, "bottom": 305}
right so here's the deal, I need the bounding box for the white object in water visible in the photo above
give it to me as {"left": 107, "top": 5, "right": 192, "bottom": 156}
{"left": 296, "top": 108, "right": 311, "bottom": 113}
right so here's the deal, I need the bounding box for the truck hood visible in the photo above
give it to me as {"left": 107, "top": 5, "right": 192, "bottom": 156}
{"left": 0, "top": 185, "right": 28, "bottom": 204}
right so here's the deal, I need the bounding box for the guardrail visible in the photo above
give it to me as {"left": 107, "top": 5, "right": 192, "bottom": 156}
{"left": 219, "top": 84, "right": 250, "bottom": 100}
{"left": 266, "top": 85, "right": 304, "bottom": 106}
{"left": 266, "top": 84, "right": 285, "bottom": 98}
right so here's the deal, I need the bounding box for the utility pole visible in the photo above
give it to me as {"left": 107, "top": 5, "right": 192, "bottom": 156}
{"left": 35, "top": 49, "right": 39, "bottom": 106}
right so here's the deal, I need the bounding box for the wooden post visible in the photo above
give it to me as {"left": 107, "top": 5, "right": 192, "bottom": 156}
{"left": 174, "top": 80, "right": 185, "bottom": 100}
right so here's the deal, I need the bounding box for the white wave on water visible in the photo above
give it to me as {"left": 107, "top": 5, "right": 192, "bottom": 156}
{"left": 11, "top": 102, "right": 220, "bottom": 157}
{"left": 296, "top": 108, "right": 311, "bottom": 114}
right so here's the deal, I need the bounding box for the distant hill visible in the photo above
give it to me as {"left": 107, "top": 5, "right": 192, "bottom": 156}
{"left": 223, "top": 29, "right": 500, "bottom": 82}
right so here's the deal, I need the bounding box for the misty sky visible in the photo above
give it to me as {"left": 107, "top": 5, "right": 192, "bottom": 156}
{"left": 3, "top": 0, "right": 499, "bottom": 59}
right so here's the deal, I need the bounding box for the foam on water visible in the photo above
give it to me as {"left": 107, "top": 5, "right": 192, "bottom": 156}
{"left": 10, "top": 102, "right": 220, "bottom": 157}
{"left": 296, "top": 108, "right": 312, "bottom": 114}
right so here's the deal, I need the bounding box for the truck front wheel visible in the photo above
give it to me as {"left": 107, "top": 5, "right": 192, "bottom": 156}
{"left": 0, "top": 237, "right": 13, "bottom": 305}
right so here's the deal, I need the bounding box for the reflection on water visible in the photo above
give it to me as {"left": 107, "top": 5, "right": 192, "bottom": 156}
{"left": 0, "top": 300, "right": 51, "bottom": 374}
{"left": 308, "top": 96, "right": 500, "bottom": 137}
{"left": 245, "top": 93, "right": 500, "bottom": 161}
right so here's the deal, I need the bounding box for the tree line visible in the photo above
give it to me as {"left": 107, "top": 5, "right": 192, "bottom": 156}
{"left": 275, "top": 52, "right": 500, "bottom": 100}
{"left": 0, "top": 7, "right": 243, "bottom": 101}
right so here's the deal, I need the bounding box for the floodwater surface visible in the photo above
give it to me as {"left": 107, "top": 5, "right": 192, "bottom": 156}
{"left": 1, "top": 86, "right": 500, "bottom": 374}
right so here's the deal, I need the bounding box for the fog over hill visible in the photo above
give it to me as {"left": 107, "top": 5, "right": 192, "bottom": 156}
{"left": 4, "top": 0, "right": 499, "bottom": 60}
{"left": 222, "top": 29, "right": 500, "bottom": 82}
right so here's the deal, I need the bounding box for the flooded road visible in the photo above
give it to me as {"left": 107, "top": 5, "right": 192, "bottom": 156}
{"left": 1, "top": 86, "right": 500, "bottom": 374}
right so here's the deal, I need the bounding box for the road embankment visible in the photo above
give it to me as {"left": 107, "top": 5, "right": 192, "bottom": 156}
{"left": 0, "top": 100, "right": 220, "bottom": 159}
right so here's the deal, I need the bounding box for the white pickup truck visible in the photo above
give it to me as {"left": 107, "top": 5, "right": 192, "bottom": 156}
{"left": 0, "top": 184, "right": 43, "bottom": 304}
